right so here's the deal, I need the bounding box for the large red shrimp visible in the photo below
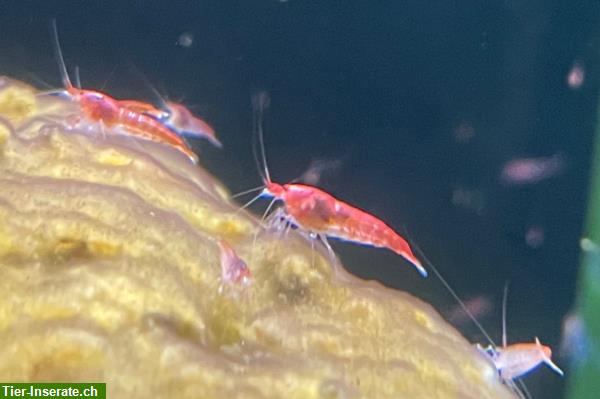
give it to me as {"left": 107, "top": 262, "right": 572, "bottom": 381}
{"left": 246, "top": 91, "right": 426, "bottom": 277}
{"left": 50, "top": 21, "right": 199, "bottom": 163}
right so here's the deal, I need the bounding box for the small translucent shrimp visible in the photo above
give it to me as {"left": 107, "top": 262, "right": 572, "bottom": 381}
{"left": 50, "top": 21, "right": 198, "bottom": 163}
{"left": 478, "top": 285, "right": 563, "bottom": 383}
{"left": 481, "top": 337, "right": 564, "bottom": 381}
{"left": 218, "top": 239, "right": 252, "bottom": 291}
{"left": 414, "top": 250, "right": 562, "bottom": 398}
{"left": 439, "top": 277, "right": 563, "bottom": 397}
{"left": 246, "top": 91, "right": 426, "bottom": 277}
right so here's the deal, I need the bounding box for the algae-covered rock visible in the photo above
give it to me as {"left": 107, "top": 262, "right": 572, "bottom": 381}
{"left": 0, "top": 77, "right": 516, "bottom": 398}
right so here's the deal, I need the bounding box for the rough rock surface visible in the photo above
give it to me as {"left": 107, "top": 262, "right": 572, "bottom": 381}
{"left": 0, "top": 77, "right": 516, "bottom": 398}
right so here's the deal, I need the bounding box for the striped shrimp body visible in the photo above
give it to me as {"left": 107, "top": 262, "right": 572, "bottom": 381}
{"left": 51, "top": 21, "right": 198, "bottom": 163}
{"left": 483, "top": 338, "right": 564, "bottom": 381}
{"left": 262, "top": 182, "right": 427, "bottom": 277}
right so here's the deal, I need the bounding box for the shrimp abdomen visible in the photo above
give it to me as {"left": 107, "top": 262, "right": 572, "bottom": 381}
{"left": 284, "top": 185, "right": 425, "bottom": 275}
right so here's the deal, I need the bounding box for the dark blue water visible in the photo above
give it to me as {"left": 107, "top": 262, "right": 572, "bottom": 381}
{"left": 2, "top": 2, "right": 599, "bottom": 398}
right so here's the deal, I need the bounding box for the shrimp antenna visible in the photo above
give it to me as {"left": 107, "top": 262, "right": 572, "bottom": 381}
{"left": 408, "top": 238, "right": 497, "bottom": 347}
{"left": 126, "top": 62, "right": 169, "bottom": 109}
{"left": 498, "top": 282, "right": 535, "bottom": 399}
{"left": 74, "top": 66, "right": 81, "bottom": 89}
{"left": 50, "top": 19, "right": 73, "bottom": 90}
{"left": 251, "top": 91, "right": 271, "bottom": 183}
{"left": 230, "top": 185, "right": 266, "bottom": 199}
{"left": 234, "top": 191, "right": 264, "bottom": 214}
{"left": 99, "top": 64, "right": 118, "bottom": 92}
{"left": 502, "top": 281, "right": 509, "bottom": 347}
{"left": 26, "top": 72, "right": 54, "bottom": 90}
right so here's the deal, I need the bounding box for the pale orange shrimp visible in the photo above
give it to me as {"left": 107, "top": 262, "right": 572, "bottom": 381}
{"left": 50, "top": 21, "right": 198, "bottom": 163}
{"left": 417, "top": 251, "right": 564, "bottom": 399}
{"left": 482, "top": 338, "right": 564, "bottom": 381}
{"left": 217, "top": 239, "right": 252, "bottom": 290}
{"left": 247, "top": 91, "right": 426, "bottom": 277}
{"left": 477, "top": 284, "right": 563, "bottom": 384}
{"left": 438, "top": 277, "right": 564, "bottom": 397}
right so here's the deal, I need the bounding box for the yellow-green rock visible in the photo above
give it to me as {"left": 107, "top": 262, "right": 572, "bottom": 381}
{"left": 0, "top": 77, "right": 516, "bottom": 398}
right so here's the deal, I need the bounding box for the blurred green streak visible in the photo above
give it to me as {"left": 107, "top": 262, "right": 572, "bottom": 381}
{"left": 566, "top": 103, "right": 600, "bottom": 399}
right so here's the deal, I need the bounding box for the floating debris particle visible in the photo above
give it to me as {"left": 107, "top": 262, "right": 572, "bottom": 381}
{"left": 176, "top": 32, "right": 194, "bottom": 48}
{"left": 567, "top": 61, "right": 585, "bottom": 90}
{"left": 500, "top": 154, "right": 564, "bottom": 186}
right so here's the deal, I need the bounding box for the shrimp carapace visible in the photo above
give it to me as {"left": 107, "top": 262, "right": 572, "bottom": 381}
{"left": 50, "top": 20, "right": 199, "bottom": 164}
{"left": 261, "top": 181, "right": 427, "bottom": 277}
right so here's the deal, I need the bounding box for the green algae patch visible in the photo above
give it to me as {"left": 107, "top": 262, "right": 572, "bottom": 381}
{"left": 0, "top": 78, "right": 516, "bottom": 399}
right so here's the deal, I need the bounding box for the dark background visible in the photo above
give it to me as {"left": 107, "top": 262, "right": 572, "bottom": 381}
{"left": 2, "top": 2, "right": 599, "bottom": 398}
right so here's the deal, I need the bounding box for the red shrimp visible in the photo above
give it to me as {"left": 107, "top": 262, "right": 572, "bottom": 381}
{"left": 262, "top": 182, "right": 427, "bottom": 276}
{"left": 248, "top": 91, "right": 426, "bottom": 277}
{"left": 50, "top": 21, "right": 198, "bottom": 163}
